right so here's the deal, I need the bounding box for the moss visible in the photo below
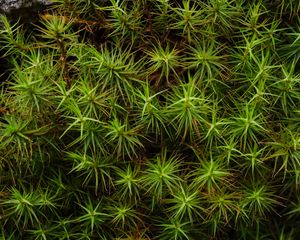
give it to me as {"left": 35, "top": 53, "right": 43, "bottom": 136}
{"left": 0, "top": 0, "right": 300, "bottom": 239}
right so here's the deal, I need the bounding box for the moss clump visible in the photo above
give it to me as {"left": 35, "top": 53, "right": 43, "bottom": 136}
{"left": 0, "top": 0, "right": 300, "bottom": 239}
